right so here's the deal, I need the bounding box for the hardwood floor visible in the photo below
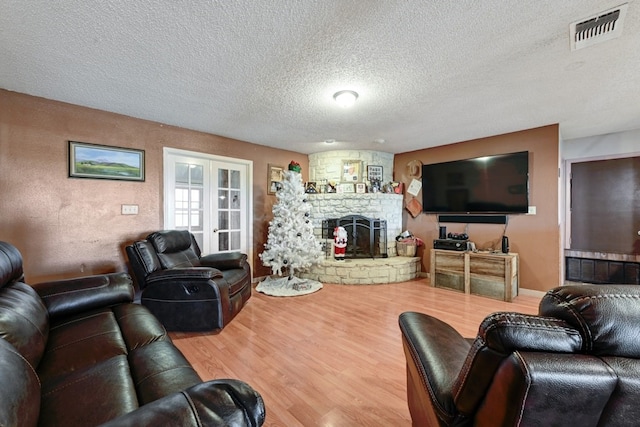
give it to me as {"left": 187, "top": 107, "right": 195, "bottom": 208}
{"left": 169, "top": 278, "right": 541, "bottom": 426}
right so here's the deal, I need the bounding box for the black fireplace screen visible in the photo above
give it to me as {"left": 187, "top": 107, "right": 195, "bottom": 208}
{"left": 322, "top": 215, "right": 388, "bottom": 259}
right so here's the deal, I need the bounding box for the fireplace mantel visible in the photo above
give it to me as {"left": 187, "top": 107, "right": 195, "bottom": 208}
{"left": 306, "top": 193, "right": 403, "bottom": 256}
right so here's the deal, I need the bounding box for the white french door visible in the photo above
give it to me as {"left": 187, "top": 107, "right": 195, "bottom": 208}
{"left": 163, "top": 148, "right": 253, "bottom": 262}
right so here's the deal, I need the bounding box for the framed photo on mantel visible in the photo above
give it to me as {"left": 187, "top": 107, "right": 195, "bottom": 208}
{"left": 337, "top": 183, "right": 355, "bottom": 193}
{"left": 367, "top": 165, "right": 383, "bottom": 182}
{"left": 341, "top": 160, "right": 362, "bottom": 182}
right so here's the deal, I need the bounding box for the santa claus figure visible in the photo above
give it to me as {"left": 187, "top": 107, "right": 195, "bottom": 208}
{"left": 333, "top": 226, "right": 347, "bottom": 261}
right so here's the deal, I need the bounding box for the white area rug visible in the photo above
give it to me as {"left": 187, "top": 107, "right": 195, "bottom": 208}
{"left": 256, "top": 276, "right": 323, "bottom": 297}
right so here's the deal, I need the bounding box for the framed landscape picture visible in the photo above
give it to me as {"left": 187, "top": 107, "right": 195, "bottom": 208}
{"left": 69, "top": 141, "right": 145, "bottom": 181}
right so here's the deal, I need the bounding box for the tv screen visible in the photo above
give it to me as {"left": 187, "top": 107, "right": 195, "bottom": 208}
{"left": 422, "top": 151, "right": 529, "bottom": 214}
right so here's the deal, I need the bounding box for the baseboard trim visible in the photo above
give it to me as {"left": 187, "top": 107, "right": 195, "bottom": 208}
{"left": 518, "top": 288, "right": 546, "bottom": 298}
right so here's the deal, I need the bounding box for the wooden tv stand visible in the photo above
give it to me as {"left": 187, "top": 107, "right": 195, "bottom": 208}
{"left": 430, "top": 249, "right": 519, "bottom": 302}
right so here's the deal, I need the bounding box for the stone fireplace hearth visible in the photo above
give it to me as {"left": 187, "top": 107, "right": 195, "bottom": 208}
{"left": 299, "top": 257, "right": 420, "bottom": 285}
{"left": 302, "top": 192, "right": 421, "bottom": 284}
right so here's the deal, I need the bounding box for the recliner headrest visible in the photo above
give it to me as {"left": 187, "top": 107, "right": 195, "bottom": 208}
{"left": 0, "top": 241, "right": 24, "bottom": 288}
{"left": 540, "top": 284, "right": 640, "bottom": 357}
{"left": 148, "top": 230, "right": 193, "bottom": 254}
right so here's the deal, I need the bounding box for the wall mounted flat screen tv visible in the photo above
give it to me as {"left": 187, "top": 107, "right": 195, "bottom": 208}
{"left": 422, "top": 151, "right": 529, "bottom": 214}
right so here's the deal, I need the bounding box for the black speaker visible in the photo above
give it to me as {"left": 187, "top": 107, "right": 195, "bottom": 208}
{"left": 438, "top": 214, "right": 508, "bottom": 224}
{"left": 501, "top": 236, "right": 509, "bottom": 254}
{"left": 439, "top": 226, "right": 447, "bottom": 239}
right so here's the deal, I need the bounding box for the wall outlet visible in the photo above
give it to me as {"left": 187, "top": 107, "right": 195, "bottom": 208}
{"left": 527, "top": 206, "right": 537, "bottom": 215}
{"left": 121, "top": 204, "right": 139, "bottom": 215}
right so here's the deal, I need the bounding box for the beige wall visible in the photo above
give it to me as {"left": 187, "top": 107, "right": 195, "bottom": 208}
{"left": 394, "top": 125, "right": 561, "bottom": 292}
{"left": 0, "top": 90, "right": 307, "bottom": 282}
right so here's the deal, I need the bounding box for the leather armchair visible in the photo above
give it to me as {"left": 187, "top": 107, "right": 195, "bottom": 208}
{"left": 126, "top": 230, "right": 252, "bottom": 332}
{"left": 399, "top": 284, "right": 640, "bottom": 426}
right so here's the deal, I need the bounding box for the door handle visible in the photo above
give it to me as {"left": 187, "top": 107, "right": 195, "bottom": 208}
{"left": 213, "top": 228, "right": 219, "bottom": 233}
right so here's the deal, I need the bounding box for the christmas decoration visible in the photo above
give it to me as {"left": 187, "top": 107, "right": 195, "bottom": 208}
{"left": 333, "top": 226, "right": 347, "bottom": 261}
{"left": 257, "top": 169, "right": 323, "bottom": 296}
{"left": 288, "top": 160, "right": 301, "bottom": 172}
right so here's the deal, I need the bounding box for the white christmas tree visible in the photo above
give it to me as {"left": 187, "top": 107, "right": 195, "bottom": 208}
{"left": 257, "top": 169, "right": 324, "bottom": 296}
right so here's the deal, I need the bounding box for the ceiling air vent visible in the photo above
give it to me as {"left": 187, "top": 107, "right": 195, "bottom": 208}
{"left": 570, "top": 3, "right": 628, "bottom": 51}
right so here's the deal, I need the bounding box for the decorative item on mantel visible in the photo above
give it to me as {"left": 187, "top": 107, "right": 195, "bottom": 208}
{"left": 288, "top": 160, "right": 301, "bottom": 173}
{"left": 305, "top": 182, "right": 317, "bottom": 193}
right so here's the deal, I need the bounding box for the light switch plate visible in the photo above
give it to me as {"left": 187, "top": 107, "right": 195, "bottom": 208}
{"left": 121, "top": 204, "right": 139, "bottom": 215}
{"left": 527, "top": 206, "right": 536, "bottom": 215}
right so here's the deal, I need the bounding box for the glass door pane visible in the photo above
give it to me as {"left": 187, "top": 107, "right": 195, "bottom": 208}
{"left": 165, "top": 156, "right": 210, "bottom": 251}
{"left": 213, "top": 164, "right": 245, "bottom": 252}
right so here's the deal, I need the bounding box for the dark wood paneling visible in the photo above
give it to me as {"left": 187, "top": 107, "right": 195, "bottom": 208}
{"left": 566, "top": 257, "right": 640, "bottom": 285}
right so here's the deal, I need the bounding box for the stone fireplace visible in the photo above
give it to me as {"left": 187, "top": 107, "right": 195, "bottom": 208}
{"left": 297, "top": 150, "right": 421, "bottom": 284}
{"left": 322, "top": 215, "right": 388, "bottom": 259}
{"left": 306, "top": 193, "right": 402, "bottom": 257}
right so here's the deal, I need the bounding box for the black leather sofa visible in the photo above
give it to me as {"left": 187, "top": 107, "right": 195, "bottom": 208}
{"left": 126, "top": 230, "right": 252, "bottom": 331}
{"left": 399, "top": 284, "right": 640, "bottom": 426}
{"left": 0, "top": 241, "right": 265, "bottom": 426}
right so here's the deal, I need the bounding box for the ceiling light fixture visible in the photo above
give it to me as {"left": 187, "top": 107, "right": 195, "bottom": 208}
{"left": 324, "top": 139, "right": 335, "bottom": 144}
{"left": 333, "top": 90, "right": 358, "bottom": 108}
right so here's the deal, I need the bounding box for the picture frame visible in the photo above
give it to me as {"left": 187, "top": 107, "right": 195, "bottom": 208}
{"left": 69, "top": 141, "right": 145, "bottom": 181}
{"left": 355, "top": 182, "right": 367, "bottom": 193}
{"left": 367, "top": 165, "right": 383, "bottom": 182}
{"left": 267, "top": 164, "right": 285, "bottom": 195}
{"left": 407, "top": 178, "right": 423, "bottom": 196}
{"left": 337, "top": 183, "right": 355, "bottom": 193}
{"left": 305, "top": 182, "right": 318, "bottom": 193}
{"left": 341, "top": 160, "right": 362, "bottom": 182}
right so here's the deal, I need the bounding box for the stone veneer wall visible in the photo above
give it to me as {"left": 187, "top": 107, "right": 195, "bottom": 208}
{"left": 306, "top": 193, "right": 403, "bottom": 256}
{"left": 308, "top": 150, "right": 394, "bottom": 184}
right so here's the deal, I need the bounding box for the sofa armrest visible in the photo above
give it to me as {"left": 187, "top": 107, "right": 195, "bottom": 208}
{"left": 145, "top": 267, "right": 223, "bottom": 285}
{"left": 199, "top": 252, "right": 248, "bottom": 270}
{"left": 98, "top": 379, "right": 266, "bottom": 427}
{"left": 33, "top": 272, "right": 134, "bottom": 321}
{"left": 398, "top": 311, "right": 472, "bottom": 426}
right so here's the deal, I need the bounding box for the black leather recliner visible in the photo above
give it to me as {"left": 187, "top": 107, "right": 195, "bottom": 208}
{"left": 126, "top": 230, "right": 252, "bottom": 332}
{"left": 399, "top": 284, "right": 640, "bottom": 426}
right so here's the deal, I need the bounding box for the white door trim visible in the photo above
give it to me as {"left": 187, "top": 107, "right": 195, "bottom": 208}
{"left": 163, "top": 147, "right": 254, "bottom": 271}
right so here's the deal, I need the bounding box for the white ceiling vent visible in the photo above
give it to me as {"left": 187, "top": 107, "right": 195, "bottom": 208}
{"left": 570, "top": 3, "right": 628, "bottom": 51}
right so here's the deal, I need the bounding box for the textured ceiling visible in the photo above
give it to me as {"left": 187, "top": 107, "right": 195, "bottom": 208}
{"left": 1, "top": 1, "right": 639, "bottom": 154}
